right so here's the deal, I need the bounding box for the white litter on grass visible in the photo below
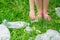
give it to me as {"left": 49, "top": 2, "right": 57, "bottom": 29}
{"left": 0, "top": 19, "right": 32, "bottom": 40}
{"left": 55, "top": 7, "right": 60, "bottom": 17}
{"left": 25, "top": 26, "right": 32, "bottom": 32}
{"left": 35, "top": 29, "right": 60, "bottom": 40}
{"left": 3, "top": 19, "right": 30, "bottom": 28}
{"left": 0, "top": 24, "right": 10, "bottom": 40}
{"left": 3, "top": 19, "right": 32, "bottom": 32}
{"left": 2, "top": 19, "right": 32, "bottom": 32}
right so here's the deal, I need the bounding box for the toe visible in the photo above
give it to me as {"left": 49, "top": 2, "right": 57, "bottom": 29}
{"left": 44, "top": 14, "right": 51, "bottom": 20}
{"left": 47, "top": 15, "right": 51, "bottom": 20}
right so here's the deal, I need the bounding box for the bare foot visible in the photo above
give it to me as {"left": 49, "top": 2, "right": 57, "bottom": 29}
{"left": 36, "top": 12, "right": 42, "bottom": 19}
{"left": 29, "top": 10, "right": 36, "bottom": 20}
{"left": 43, "top": 12, "right": 51, "bottom": 20}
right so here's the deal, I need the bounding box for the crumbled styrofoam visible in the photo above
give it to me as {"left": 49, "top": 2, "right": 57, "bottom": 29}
{"left": 0, "top": 24, "right": 10, "bottom": 40}
{"left": 3, "top": 19, "right": 33, "bottom": 32}
{"left": 3, "top": 19, "right": 30, "bottom": 28}
{"left": 25, "top": 26, "right": 32, "bottom": 32}
{"left": 55, "top": 7, "right": 60, "bottom": 17}
{"left": 35, "top": 29, "right": 60, "bottom": 40}
{"left": 0, "top": 19, "right": 32, "bottom": 40}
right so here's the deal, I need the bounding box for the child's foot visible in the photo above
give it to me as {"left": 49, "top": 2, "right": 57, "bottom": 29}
{"left": 29, "top": 11, "right": 36, "bottom": 20}
{"left": 43, "top": 12, "right": 51, "bottom": 20}
{"left": 36, "top": 12, "right": 42, "bottom": 19}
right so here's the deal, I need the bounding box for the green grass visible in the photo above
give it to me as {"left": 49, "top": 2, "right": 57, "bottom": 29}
{"left": 0, "top": 0, "right": 60, "bottom": 40}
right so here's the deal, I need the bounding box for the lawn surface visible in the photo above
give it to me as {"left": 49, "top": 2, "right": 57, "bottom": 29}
{"left": 0, "top": 0, "right": 60, "bottom": 40}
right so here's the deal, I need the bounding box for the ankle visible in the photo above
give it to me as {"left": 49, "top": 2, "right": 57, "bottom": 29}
{"left": 43, "top": 11, "right": 48, "bottom": 14}
{"left": 38, "top": 12, "right": 42, "bottom": 16}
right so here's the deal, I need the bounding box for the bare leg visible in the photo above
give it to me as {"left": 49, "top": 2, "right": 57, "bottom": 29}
{"left": 43, "top": 0, "right": 51, "bottom": 20}
{"left": 35, "top": 0, "right": 43, "bottom": 18}
{"left": 29, "top": 0, "right": 35, "bottom": 20}
{"left": 43, "top": 0, "right": 49, "bottom": 12}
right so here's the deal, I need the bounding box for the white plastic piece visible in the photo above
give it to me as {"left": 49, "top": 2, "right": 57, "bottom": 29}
{"left": 46, "top": 29, "right": 60, "bottom": 37}
{"left": 0, "top": 24, "right": 10, "bottom": 40}
{"left": 25, "top": 26, "right": 32, "bottom": 32}
{"left": 35, "top": 29, "right": 60, "bottom": 40}
{"left": 55, "top": 7, "right": 60, "bottom": 17}
{"left": 3, "top": 19, "right": 30, "bottom": 28}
